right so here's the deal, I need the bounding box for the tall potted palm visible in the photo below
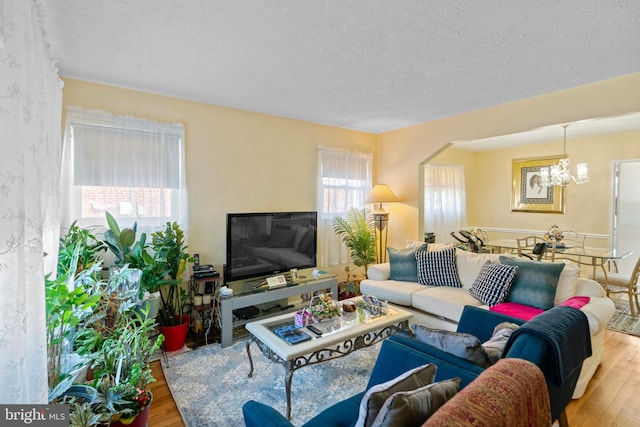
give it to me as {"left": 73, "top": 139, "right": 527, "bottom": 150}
{"left": 331, "top": 207, "right": 377, "bottom": 279}
{"left": 152, "top": 221, "right": 192, "bottom": 351}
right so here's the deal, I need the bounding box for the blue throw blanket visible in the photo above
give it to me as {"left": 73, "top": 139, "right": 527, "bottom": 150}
{"left": 502, "top": 306, "right": 592, "bottom": 387}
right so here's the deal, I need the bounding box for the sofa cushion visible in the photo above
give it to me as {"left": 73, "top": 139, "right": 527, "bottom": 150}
{"left": 456, "top": 251, "right": 505, "bottom": 290}
{"left": 427, "top": 243, "right": 454, "bottom": 252}
{"left": 412, "top": 286, "right": 483, "bottom": 322}
{"left": 367, "top": 263, "right": 391, "bottom": 281}
{"left": 469, "top": 261, "right": 519, "bottom": 306}
{"left": 371, "top": 378, "right": 461, "bottom": 427}
{"left": 412, "top": 325, "right": 492, "bottom": 368}
{"left": 360, "top": 279, "right": 426, "bottom": 306}
{"left": 554, "top": 263, "right": 580, "bottom": 305}
{"left": 489, "top": 302, "right": 544, "bottom": 321}
{"left": 388, "top": 244, "right": 427, "bottom": 282}
{"left": 500, "top": 256, "right": 565, "bottom": 310}
{"left": 416, "top": 248, "right": 462, "bottom": 288}
{"left": 357, "top": 363, "right": 437, "bottom": 427}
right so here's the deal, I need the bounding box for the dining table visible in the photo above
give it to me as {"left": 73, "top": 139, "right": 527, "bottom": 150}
{"left": 484, "top": 239, "right": 634, "bottom": 284}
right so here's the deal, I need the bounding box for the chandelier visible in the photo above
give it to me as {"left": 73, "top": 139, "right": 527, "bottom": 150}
{"left": 540, "top": 125, "right": 589, "bottom": 186}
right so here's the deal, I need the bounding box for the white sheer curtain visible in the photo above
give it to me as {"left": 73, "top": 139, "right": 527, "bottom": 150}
{"left": 424, "top": 164, "right": 467, "bottom": 243}
{"left": 0, "top": 1, "right": 63, "bottom": 403}
{"left": 317, "top": 147, "right": 372, "bottom": 266}
{"left": 61, "top": 108, "right": 188, "bottom": 236}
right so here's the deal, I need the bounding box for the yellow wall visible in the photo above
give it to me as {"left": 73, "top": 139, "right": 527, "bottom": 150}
{"left": 62, "top": 72, "right": 640, "bottom": 268}
{"left": 376, "top": 72, "right": 640, "bottom": 248}
{"left": 62, "top": 78, "right": 376, "bottom": 270}
{"left": 430, "top": 131, "right": 640, "bottom": 244}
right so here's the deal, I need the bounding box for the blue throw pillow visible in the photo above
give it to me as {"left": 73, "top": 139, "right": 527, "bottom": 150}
{"left": 388, "top": 244, "right": 427, "bottom": 282}
{"left": 499, "top": 256, "right": 565, "bottom": 310}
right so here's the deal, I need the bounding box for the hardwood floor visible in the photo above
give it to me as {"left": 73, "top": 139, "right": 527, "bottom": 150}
{"left": 148, "top": 329, "right": 640, "bottom": 427}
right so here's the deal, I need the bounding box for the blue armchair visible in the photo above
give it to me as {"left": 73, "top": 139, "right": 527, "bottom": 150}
{"left": 243, "top": 305, "right": 590, "bottom": 427}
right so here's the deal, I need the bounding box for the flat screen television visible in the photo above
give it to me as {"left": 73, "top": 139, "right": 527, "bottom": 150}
{"left": 225, "top": 211, "right": 317, "bottom": 283}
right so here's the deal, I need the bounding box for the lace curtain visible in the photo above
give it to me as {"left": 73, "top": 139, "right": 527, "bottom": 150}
{"left": 317, "top": 147, "right": 372, "bottom": 266}
{"left": 424, "top": 164, "right": 467, "bottom": 243}
{"left": 0, "top": 1, "right": 63, "bottom": 403}
{"left": 61, "top": 107, "right": 188, "bottom": 237}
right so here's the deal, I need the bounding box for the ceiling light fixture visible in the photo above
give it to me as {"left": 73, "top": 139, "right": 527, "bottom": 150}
{"left": 540, "top": 125, "right": 589, "bottom": 187}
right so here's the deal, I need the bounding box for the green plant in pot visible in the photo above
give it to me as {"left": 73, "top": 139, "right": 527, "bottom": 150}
{"left": 331, "top": 207, "right": 377, "bottom": 279}
{"left": 46, "top": 245, "right": 102, "bottom": 402}
{"left": 73, "top": 267, "right": 143, "bottom": 364}
{"left": 152, "top": 221, "right": 192, "bottom": 351}
{"left": 338, "top": 265, "right": 362, "bottom": 300}
{"left": 90, "top": 309, "right": 163, "bottom": 426}
{"left": 103, "top": 211, "right": 167, "bottom": 319}
{"left": 58, "top": 221, "right": 106, "bottom": 277}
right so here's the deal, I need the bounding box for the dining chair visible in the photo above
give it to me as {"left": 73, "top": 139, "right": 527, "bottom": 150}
{"left": 516, "top": 236, "right": 547, "bottom": 259}
{"left": 562, "top": 230, "right": 586, "bottom": 248}
{"left": 592, "top": 255, "right": 640, "bottom": 316}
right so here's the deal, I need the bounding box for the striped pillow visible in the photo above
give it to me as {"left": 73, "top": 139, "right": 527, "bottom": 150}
{"left": 415, "top": 248, "right": 462, "bottom": 287}
{"left": 469, "top": 261, "right": 519, "bottom": 306}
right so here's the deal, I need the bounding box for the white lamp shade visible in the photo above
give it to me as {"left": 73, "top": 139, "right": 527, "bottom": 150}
{"left": 365, "top": 184, "right": 399, "bottom": 204}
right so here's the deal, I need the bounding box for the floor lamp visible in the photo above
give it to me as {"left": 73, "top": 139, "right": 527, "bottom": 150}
{"left": 365, "top": 184, "right": 399, "bottom": 264}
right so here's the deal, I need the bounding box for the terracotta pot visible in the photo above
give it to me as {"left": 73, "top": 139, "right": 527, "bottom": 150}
{"left": 159, "top": 315, "right": 190, "bottom": 351}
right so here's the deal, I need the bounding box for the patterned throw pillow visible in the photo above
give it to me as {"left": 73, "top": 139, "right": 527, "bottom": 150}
{"left": 371, "top": 378, "right": 461, "bottom": 427}
{"left": 469, "top": 261, "right": 519, "bottom": 306}
{"left": 415, "top": 248, "right": 462, "bottom": 287}
{"left": 267, "top": 228, "right": 295, "bottom": 248}
{"left": 388, "top": 244, "right": 427, "bottom": 282}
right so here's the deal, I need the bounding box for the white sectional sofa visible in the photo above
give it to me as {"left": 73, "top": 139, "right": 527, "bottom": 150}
{"left": 360, "top": 245, "right": 616, "bottom": 398}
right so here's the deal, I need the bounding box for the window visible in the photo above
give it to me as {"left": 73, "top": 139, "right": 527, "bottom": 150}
{"left": 424, "top": 164, "right": 467, "bottom": 242}
{"left": 61, "top": 107, "right": 188, "bottom": 233}
{"left": 317, "top": 147, "right": 372, "bottom": 266}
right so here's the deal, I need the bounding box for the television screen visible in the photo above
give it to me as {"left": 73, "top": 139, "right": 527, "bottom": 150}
{"left": 225, "top": 211, "right": 317, "bottom": 283}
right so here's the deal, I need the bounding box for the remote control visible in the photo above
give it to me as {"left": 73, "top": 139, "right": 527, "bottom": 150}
{"left": 307, "top": 325, "right": 323, "bottom": 336}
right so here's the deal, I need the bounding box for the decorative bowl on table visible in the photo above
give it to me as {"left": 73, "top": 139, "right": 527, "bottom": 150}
{"left": 361, "top": 294, "right": 389, "bottom": 317}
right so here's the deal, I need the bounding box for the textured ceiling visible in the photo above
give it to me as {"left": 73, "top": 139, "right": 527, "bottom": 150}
{"left": 38, "top": 0, "right": 640, "bottom": 133}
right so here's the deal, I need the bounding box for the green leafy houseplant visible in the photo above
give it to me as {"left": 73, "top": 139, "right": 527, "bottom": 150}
{"left": 338, "top": 265, "right": 362, "bottom": 299}
{"left": 103, "top": 211, "right": 142, "bottom": 267}
{"left": 102, "top": 211, "right": 171, "bottom": 301}
{"left": 331, "top": 207, "right": 377, "bottom": 278}
{"left": 90, "top": 310, "right": 163, "bottom": 425}
{"left": 58, "top": 221, "right": 106, "bottom": 277}
{"left": 151, "top": 221, "right": 192, "bottom": 327}
{"left": 46, "top": 246, "right": 102, "bottom": 402}
{"left": 73, "top": 267, "right": 143, "bottom": 361}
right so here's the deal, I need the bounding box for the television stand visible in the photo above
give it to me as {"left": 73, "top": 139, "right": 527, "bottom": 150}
{"left": 219, "top": 273, "right": 338, "bottom": 348}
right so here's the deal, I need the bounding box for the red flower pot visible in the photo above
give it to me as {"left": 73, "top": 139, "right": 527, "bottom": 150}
{"left": 110, "top": 402, "right": 150, "bottom": 427}
{"left": 159, "top": 315, "right": 190, "bottom": 351}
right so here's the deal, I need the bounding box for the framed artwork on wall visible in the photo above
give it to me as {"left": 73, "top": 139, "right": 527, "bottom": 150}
{"left": 511, "top": 156, "right": 565, "bottom": 213}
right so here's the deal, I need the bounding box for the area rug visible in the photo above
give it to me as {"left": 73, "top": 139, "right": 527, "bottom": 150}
{"left": 160, "top": 339, "right": 381, "bottom": 426}
{"left": 605, "top": 298, "right": 640, "bottom": 337}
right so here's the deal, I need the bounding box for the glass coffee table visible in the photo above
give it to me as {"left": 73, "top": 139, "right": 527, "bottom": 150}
{"left": 245, "top": 299, "right": 413, "bottom": 419}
